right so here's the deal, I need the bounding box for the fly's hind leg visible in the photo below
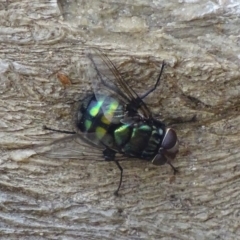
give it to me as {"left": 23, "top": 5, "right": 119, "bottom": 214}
{"left": 103, "top": 148, "right": 123, "bottom": 196}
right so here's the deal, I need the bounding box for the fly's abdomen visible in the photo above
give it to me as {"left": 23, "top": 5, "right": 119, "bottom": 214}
{"left": 76, "top": 94, "right": 124, "bottom": 147}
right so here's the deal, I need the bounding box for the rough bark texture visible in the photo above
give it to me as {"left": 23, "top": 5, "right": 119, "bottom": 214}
{"left": 1, "top": 1, "right": 240, "bottom": 239}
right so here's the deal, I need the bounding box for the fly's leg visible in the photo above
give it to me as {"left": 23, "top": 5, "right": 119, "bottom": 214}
{"left": 43, "top": 125, "right": 76, "bottom": 134}
{"left": 167, "top": 162, "right": 178, "bottom": 175}
{"left": 103, "top": 148, "right": 123, "bottom": 196}
{"left": 126, "top": 61, "right": 165, "bottom": 116}
{"left": 103, "top": 148, "right": 116, "bottom": 161}
{"left": 140, "top": 61, "right": 165, "bottom": 100}
{"left": 113, "top": 161, "right": 123, "bottom": 196}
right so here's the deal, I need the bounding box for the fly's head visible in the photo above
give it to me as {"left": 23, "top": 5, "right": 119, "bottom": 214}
{"left": 152, "top": 128, "right": 179, "bottom": 166}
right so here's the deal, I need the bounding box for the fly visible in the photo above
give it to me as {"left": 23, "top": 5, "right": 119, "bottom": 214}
{"left": 43, "top": 49, "right": 179, "bottom": 195}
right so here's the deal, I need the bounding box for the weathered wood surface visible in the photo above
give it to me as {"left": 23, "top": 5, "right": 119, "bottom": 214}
{"left": 1, "top": 1, "right": 240, "bottom": 239}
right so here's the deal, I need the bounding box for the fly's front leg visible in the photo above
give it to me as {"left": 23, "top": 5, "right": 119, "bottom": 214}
{"left": 103, "top": 148, "right": 123, "bottom": 196}
{"left": 140, "top": 61, "right": 165, "bottom": 100}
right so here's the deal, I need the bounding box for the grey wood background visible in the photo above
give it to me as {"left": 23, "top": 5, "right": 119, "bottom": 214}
{"left": 0, "top": 0, "right": 240, "bottom": 239}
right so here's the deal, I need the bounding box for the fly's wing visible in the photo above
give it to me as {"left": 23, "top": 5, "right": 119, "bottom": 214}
{"left": 34, "top": 134, "right": 104, "bottom": 160}
{"left": 33, "top": 133, "right": 130, "bottom": 162}
{"left": 86, "top": 48, "right": 151, "bottom": 120}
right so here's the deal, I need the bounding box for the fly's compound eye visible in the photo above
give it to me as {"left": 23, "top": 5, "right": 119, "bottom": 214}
{"left": 151, "top": 152, "right": 167, "bottom": 166}
{"left": 152, "top": 128, "right": 179, "bottom": 166}
{"left": 162, "top": 128, "right": 178, "bottom": 151}
{"left": 161, "top": 128, "right": 179, "bottom": 157}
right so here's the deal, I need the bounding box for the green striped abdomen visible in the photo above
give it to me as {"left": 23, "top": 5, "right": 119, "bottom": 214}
{"left": 76, "top": 94, "right": 124, "bottom": 148}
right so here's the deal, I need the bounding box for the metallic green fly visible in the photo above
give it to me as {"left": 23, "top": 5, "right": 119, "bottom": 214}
{"left": 44, "top": 49, "right": 179, "bottom": 195}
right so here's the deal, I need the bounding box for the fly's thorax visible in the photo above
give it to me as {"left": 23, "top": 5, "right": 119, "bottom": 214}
{"left": 114, "top": 120, "right": 166, "bottom": 160}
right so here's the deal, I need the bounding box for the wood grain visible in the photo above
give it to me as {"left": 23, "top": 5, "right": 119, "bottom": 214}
{"left": 0, "top": 1, "right": 240, "bottom": 239}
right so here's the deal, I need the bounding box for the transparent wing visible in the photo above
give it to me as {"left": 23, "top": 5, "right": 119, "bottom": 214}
{"left": 34, "top": 134, "right": 104, "bottom": 160}
{"left": 86, "top": 48, "right": 151, "bottom": 119}
{"left": 33, "top": 133, "right": 130, "bottom": 162}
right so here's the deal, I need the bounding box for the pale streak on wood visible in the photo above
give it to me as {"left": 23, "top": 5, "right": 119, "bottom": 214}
{"left": 0, "top": 1, "right": 240, "bottom": 239}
